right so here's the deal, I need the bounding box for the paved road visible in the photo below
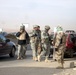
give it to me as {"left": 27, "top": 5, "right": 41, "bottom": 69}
{"left": 0, "top": 50, "right": 63, "bottom": 75}
{"left": 0, "top": 67, "right": 64, "bottom": 75}
{"left": 0, "top": 49, "right": 76, "bottom": 75}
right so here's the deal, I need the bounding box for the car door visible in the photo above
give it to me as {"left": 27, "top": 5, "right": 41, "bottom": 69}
{"left": 0, "top": 35, "right": 10, "bottom": 55}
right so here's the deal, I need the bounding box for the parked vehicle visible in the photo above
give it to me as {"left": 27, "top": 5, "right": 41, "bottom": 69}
{"left": 65, "top": 33, "right": 76, "bottom": 57}
{"left": 49, "top": 33, "right": 76, "bottom": 58}
{"left": 0, "top": 34, "right": 16, "bottom": 57}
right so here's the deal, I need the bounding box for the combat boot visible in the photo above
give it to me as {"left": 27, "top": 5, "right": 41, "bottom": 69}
{"left": 17, "top": 56, "right": 22, "bottom": 60}
{"left": 17, "top": 57, "right": 20, "bottom": 60}
{"left": 33, "top": 57, "right": 35, "bottom": 60}
{"left": 56, "top": 63, "right": 64, "bottom": 69}
{"left": 45, "top": 57, "right": 50, "bottom": 63}
{"left": 38, "top": 55, "right": 41, "bottom": 62}
{"left": 35, "top": 57, "right": 38, "bottom": 61}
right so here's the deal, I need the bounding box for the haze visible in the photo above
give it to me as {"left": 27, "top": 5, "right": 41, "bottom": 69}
{"left": 0, "top": 0, "right": 76, "bottom": 32}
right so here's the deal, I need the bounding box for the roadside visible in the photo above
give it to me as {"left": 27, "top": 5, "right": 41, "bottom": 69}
{"left": 0, "top": 50, "right": 76, "bottom": 75}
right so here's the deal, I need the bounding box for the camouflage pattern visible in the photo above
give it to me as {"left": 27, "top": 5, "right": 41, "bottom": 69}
{"left": 29, "top": 27, "right": 41, "bottom": 60}
{"left": 18, "top": 45, "right": 26, "bottom": 59}
{"left": 53, "top": 32, "right": 66, "bottom": 68}
{"left": 37, "top": 29, "right": 42, "bottom": 54}
{"left": 38, "top": 25, "right": 51, "bottom": 62}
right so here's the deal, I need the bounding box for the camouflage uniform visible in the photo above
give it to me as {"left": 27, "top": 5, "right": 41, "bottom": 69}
{"left": 37, "top": 26, "right": 42, "bottom": 54}
{"left": 53, "top": 26, "right": 66, "bottom": 68}
{"left": 38, "top": 25, "right": 51, "bottom": 62}
{"left": 29, "top": 25, "right": 41, "bottom": 61}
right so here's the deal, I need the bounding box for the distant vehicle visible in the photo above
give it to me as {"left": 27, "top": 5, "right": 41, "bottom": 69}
{"left": 0, "top": 34, "right": 16, "bottom": 57}
{"left": 49, "top": 33, "right": 76, "bottom": 58}
{"left": 65, "top": 30, "right": 75, "bottom": 34}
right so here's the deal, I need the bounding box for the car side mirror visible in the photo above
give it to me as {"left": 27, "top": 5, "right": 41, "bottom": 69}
{"left": 6, "top": 39, "right": 10, "bottom": 43}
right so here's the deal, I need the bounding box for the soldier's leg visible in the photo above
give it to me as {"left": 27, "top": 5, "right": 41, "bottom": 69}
{"left": 35, "top": 44, "right": 38, "bottom": 61}
{"left": 17, "top": 45, "right": 22, "bottom": 59}
{"left": 40, "top": 48, "right": 46, "bottom": 56}
{"left": 31, "top": 43, "right": 37, "bottom": 61}
{"left": 56, "top": 48, "right": 64, "bottom": 69}
{"left": 38, "top": 50, "right": 46, "bottom": 62}
{"left": 60, "top": 50, "right": 64, "bottom": 67}
{"left": 57, "top": 58, "right": 64, "bottom": 69}
{"left": 37, "top": 42, "right": 42, "bottom": 55}
{"left": 53, "top": 48, "right": 57, "bottom": 61}
{"left": 22, "top": 45, "right": 27, "bottom": 58}
{"left": 45, "top": 45, "right": 51, "bottom": 62}
{"left": 38, "top": 44, "right": 46, "bottom": 62}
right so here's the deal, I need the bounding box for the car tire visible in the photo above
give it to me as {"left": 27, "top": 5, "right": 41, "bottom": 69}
{"left": 69, "top": 49, "right": 74, "bottom": 58}
{"left": 9, "top": 47, "right": 15, "bottom": 57}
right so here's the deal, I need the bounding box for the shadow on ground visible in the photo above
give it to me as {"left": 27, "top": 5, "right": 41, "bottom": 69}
{"left": 0, "top": 55, "right": 17, "bottom": 62}
{"left": 0, "top": 67, "right": 64, "bottom": 75}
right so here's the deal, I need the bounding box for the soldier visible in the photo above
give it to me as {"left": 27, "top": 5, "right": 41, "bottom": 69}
{"left": 38, "top": 25, "right": 51, "bottom": 62}
{"left": 29, "top": 25, "right": 41, "bottom": 61}
{"left": 37, "top": 26, "right": 42, "bottom": 55}
{"left": 16, "top": 25, "right": 29, "bottom": 59}
{"left": 53, "top": 26, "right": 66, "bottom": 69}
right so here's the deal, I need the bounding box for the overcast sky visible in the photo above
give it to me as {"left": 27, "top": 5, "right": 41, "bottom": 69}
{"left": 0, "top": 0, "right": 76, "bottom": 32}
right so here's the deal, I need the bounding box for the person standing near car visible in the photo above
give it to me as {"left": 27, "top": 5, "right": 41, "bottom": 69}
{"left": 53, "top": 26, "right": 66, "bottom": 69}
{"left": 16, "top": 25, "right": 29, "bottom": 60}
{"left": 29, "top": 25, "right": 41, "bottom": 61}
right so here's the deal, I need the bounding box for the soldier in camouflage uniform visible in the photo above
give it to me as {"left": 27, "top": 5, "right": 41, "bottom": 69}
{"left": 53, "top": 26, "right": 66, "bottom": 69}
{"left": 38, "top": 25, "right": 51, "bottom": 62}
{"left": 37, "top": 26, "right": 42, "bottom": 55}
{"left": 29, "top": 25, "right": 41, "bottom": 61}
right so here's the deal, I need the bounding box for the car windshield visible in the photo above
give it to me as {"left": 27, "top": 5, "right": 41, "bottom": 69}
{"left": 0, "top": 35, "right": 6, "bottom": 43}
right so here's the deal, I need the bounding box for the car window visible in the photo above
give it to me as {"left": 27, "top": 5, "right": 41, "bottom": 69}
{"left": 70, "top": 34, "right": 74, "bottom": 38}
{"left": 70, "top": 34, "right": 75, "bottom": 43}
{"left": 0, "top": 35, "right": 6, "bottom": 43}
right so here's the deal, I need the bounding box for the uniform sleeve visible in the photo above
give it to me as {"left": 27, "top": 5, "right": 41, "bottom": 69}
{"left": 29, "top": 31, "right": 37, "bottom": 37}
{"left": 41, "top": 31, "right": 49, "bottom": 39}
{"left": 16, "top": 32, "right": 21, "bottom": 37}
